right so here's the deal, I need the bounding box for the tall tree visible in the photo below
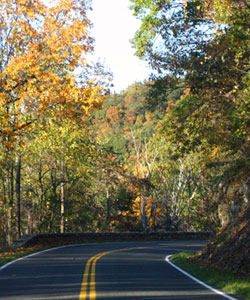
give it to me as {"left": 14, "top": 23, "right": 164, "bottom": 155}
{"left": 0, "top": 0, "right": 111, "bottom": 243}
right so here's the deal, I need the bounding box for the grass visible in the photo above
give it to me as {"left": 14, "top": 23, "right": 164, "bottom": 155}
{"left": 170, "top": 252, "right": 250, "bottom": 300}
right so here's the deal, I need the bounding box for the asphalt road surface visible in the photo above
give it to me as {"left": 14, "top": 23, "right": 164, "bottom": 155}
{"left": 0, "top": 241, "right": 239, "bottom": 300}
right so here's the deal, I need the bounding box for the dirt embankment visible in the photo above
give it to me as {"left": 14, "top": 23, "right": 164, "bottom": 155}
{"left": 195, "top": 203, "right": 250, "bottom": 280}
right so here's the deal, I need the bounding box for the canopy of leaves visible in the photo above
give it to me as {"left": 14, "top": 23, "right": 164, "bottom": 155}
{"left": 0, "top": 0, "right": 111, "bottom": 148}
{"left": 131, "top": 0, "right": 249, "bottom": 164}
{"left": 130, "top": 0, "right": 216, "bottom": 75}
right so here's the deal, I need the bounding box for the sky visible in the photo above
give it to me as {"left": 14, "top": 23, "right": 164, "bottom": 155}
{"left": 88, "top": 0, "right": 152, "bottom": 93}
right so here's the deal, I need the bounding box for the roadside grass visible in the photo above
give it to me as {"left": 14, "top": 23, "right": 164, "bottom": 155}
{"left": 170, "top": 252, "right": 250, "bottom": 300}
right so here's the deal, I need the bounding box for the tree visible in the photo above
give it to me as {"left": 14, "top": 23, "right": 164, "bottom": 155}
{"left": 130, "top": 129, "right": 160, "bottom": 229}
{"left": 131, "top": 0, "right": 249, "bottom": 217}
{"left": 141, "top": 76, "right": 185, "bottom": 114}
{"left": 0, "top": 0, "right": 112, "bottom": 244}
{"left": 130, "top": 0, "right": 216, "bottom": 75}
{"left": 130, "top": 0, "right": 249, "bottom": 145}
{"left": 0, "top": 0, "right": 110, "bottom": 148}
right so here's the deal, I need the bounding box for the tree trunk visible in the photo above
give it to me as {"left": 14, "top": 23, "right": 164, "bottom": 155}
{"left": 60, "top": 158, "right": 65, "bottom": 233}
{"left": 6, "top": 159, "right": 15, "bottom": 244}
{"left": 106, "top": 189, "right": 110, "bottom": 230}
{"left": 49, "top": 167, "right": 57, "bottom": 232}
{"left": 141, "top": 196, "right": 147, "bottom": 229}
{"left": 16, "top": 154, "right": 21, "bottom": 239}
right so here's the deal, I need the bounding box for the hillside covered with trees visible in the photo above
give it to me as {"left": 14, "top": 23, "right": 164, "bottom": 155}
{"left": 0, "top": 0, "right": 249, "bottom": 276}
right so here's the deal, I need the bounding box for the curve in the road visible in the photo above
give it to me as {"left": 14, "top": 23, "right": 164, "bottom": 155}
{"left": 80, "top": 246, "right": 149, "bottom": 300}
{"left": 0, "top": 241, "right": 241, "bottom": 300}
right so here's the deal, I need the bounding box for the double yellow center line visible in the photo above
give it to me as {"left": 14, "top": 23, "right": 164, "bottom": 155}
{"left": 79, "top": 247, "right": 147, "bottom": 300}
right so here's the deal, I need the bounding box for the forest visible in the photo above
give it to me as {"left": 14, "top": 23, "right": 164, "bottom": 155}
{"left": 0, "top": 0, "right": 249, "bottom": 250}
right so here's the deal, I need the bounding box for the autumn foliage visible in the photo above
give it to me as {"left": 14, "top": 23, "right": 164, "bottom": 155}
{"left": 0, "top": 0, "right": 109, "bottom": 148}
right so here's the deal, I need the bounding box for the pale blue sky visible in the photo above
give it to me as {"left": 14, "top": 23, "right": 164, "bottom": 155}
{"left": 89, "top": 0, "right": 151, "bottom": 93}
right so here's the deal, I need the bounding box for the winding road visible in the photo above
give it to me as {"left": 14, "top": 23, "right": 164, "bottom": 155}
{"left": 0, "top": 241, "right": 239, "bottom": 300}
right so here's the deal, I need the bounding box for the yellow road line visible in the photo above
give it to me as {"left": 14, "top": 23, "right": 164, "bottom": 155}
{"left": 89, "top": 252, "right": 108, "bottom": 300}
{"left": 79, "top": 255, "right": 95, "bottom": 300}
{"left": 79, "top": 247, "right": 148, "bottom": 300}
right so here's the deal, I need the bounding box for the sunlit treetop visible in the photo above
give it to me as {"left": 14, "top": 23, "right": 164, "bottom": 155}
{"left": 0, "top": 0, "right": 112, "bottom": 147}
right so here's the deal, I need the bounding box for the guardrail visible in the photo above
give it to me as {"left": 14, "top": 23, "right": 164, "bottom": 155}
{"left": 22, "top": 231, "right": 213, "bottom": 247}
